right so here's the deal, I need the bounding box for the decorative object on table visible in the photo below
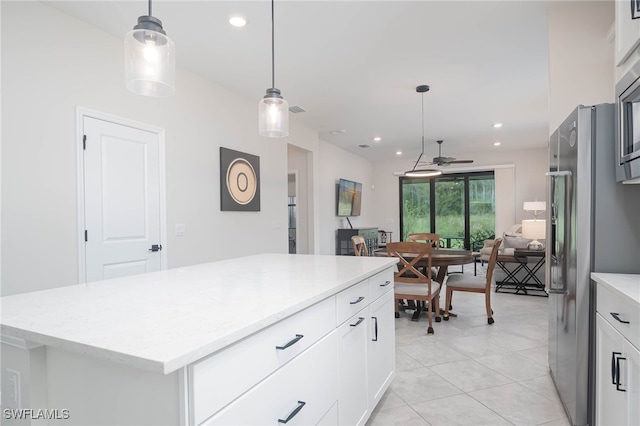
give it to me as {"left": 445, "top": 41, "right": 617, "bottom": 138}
{"left": 444, "top": 238, "right": 502, "bottom": 324}
{"left": 523, "top": 201, "right": 546, "bottom": 219}
{"left": 220, "top": 147, "right": 260, "bottom": 211}
{"left": 404, "top": 85, "right": 442, "bottom": 178}
{"left": 124, "top": 0, "right": 175, "bottom": 97}
{"left": 258, "top": 0, "right": 289, "bottom": 137}
{"left": 522, "top": 219, "right": 545, "bottom": 250}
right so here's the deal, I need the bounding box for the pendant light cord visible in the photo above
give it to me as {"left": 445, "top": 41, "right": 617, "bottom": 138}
{"left": 148, "top": 0, "right": 152, "bottom": 16}
{"left": 271, "top": 0, "right": 275, "bottom": 89}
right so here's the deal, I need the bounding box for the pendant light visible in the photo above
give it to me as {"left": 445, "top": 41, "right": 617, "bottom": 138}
{"left": 404, "top": 85, "right": 442, "bottom": 178}
{"left": 259, "top": 0, "right": 289, "bottom": 137}
{"left": 124, "top": 0, "right": 175, "bottom": 97}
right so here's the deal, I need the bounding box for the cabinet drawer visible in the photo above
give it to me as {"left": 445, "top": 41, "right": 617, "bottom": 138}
{"left": 597, "top": 282, "right": 640, "bottom": 349}
{"left": 368, "top": 268, "right": 394, "bottom": 301}
{"left": 336, "top": 280, "right": 369, "bottom": 325}
{"left": 202, "top": 331, "right": 338, "bottom": 425}
{"left": 190, "top": 297, "right": 336, "bottom": 425}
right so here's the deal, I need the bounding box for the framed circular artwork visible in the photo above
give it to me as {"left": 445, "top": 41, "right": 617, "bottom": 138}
{"left": 220, "top": 147, "right": 261, "bottom": 211}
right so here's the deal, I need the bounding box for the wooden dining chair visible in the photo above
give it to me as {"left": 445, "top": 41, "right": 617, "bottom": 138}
{"left": 408, "top": 233, "right": 441, "bottom": 249}
{"left": 351, "top": 235, "right": 369, "bottom": 256}
{"left": 443, "top": 238, "right": 502, "bottom": 324}
{"left": 387, "top": 241, "right": 441, "bottom": 335}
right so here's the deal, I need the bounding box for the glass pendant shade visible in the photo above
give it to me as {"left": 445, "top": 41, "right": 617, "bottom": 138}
{"left": 124, "top": 16, "right": 175, "bottom": 97}
{"left": 259, "top": 88, "right": 289, "bottom": 137}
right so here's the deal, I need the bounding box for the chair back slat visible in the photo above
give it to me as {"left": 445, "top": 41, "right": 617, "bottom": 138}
{"left": 407, "top": 233, "right": 441, "bottom": 249}
{"left": 386, "top": 241, "right": 432, "bottom": 284}
{"left": 485, "top": 238, "right": 503, "bottom": 288}
{"left": 351, "top": 235, "right": 369, "bottom": 256}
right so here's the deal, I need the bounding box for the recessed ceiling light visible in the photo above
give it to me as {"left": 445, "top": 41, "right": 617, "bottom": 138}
{"left": 493, "top": 142, "right": 501, "bottom": 146}
{"left": 373, "top": 137, "right": 381, "bottom": 142}
{"left": 493, "top": 123, "right": 503, "bottom": 128}
{"left": 396, "top": 151, "right": 402, "bottom": 156}
{"left": 229, "top": 16, "right": 247, "bottom": 27}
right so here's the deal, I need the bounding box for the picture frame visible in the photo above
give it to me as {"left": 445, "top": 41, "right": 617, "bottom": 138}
{"left": 220, "top": 147, "right": 261, "bottom": 211}
{"left": 632, "top": 0, "right": 640, "bottom": 19}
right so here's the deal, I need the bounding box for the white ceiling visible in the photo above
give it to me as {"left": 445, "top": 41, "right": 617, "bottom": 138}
{"left": 48, "top": 1, "right": 551, "bottom": 163}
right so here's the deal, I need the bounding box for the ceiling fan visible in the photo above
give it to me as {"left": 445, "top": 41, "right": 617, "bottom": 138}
{"left": 424, "top": 140, "right": 474, "bottom": 167}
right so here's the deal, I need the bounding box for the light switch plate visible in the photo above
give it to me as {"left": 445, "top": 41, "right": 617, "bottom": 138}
{"left": 175, "top": 224, "right": 186, "bottom": 236}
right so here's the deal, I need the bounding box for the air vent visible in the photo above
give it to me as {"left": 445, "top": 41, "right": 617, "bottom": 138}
{"left": 289, "top": 106, "right": 305, "bottom": 113}
{"left": 358, "top": 144, "right": 370, "bottom": 148}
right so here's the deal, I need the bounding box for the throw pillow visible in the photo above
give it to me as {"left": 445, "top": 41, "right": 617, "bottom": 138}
{"left": 503, "top": 234, "right": 531, "bottom": 249}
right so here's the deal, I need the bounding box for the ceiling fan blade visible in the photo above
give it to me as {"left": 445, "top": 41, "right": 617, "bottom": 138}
{"left": 448, "top": 159, "right": 474, "bottom": 164}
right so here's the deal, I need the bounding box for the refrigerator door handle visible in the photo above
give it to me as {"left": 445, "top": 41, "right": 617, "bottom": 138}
{"left": 546, "top": 171, "right": 572, "bottom": 293}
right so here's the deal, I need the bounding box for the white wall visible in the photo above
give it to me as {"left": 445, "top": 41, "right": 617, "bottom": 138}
{"left": 371, "top": 147, "right": 548, "bottom": 241}
{"left": 317, "top": 140, "right": 375, "bottom": 254}
{"left": 0, "top": 2, "right": 319, "bottom": 296}
{"left": 547, "top": 1, "right": 614, "bottom": 132}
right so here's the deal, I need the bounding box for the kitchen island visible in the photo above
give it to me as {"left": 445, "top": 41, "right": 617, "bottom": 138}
{"left": 1, "top": 254, "right": 398, "bottom": 425}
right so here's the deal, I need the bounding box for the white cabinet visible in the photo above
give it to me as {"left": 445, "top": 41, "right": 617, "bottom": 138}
{"left": 368, "top": 290, "right": 395, "bottom": 409}
{"left": 338, "top": 311, "right": 369, "bottom": 425}
{"left": 615, "top": 0, "right": 640, "bottom": 66}
{"left": 336, "top": 269, "right": 395, "bottom": 426}
{"left": 595, "top": 280, "right": 640, "bottom": 426}
{"left": 203, "top": 332, "right": 338, "bottom": 426}
{"left": 194, "top": 267, "right": 395, "bottom": 426}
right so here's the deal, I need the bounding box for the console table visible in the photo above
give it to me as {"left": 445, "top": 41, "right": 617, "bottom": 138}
{"left": 495, "top": 249, "right": 547, "bottom": 296}
{"left": 336, "top": 228, "right": 378, "bottom": 256}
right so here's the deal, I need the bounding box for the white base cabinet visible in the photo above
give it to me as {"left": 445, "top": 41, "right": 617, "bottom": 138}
{"left": 196, "top": 268, "right": 395, "bottom": 426}
{"left": 595, "top": 279, "right": 640, "bottom": 426}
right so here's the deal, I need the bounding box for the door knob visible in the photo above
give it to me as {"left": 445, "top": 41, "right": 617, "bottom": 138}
{"left": 149, "top": 244, "right": 162, "bottom": 252}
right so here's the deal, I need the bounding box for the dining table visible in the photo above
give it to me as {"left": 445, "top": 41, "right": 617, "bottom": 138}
{"left": 374, "top": 247, "right": 475, "bottom": 320}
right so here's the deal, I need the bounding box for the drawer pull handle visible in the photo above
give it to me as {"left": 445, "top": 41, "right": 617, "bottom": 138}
{"left": 350, "top": 296, "right": 365, "bottom": 305}
{"left": 351, "top": 317, "right": 365, "bottom": 327}
{"left": 616, "top": 356, "right": 627, "bottom": 392}
{"left": 380, "top": 280, "right": 391, "bottom": 287}
{"left": 372, "top": 316, "right": 378, "bottom": 341}
{"left": 276, "top": 334, "right": 304, "bottom": 350}
{"left": 278, "top": 400, "right": 306, "bottom": 424}
{"left": 611, "top": 352, "right": 621, "bottom": 385}
{"left": 610, "top": 312, "right": 630, "bottom": 324}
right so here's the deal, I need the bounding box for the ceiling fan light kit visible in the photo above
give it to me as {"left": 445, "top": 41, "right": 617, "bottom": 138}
{"left": 258, "top": 0, "right": 289, "bottom": 138}
{"left": 404, "top": 85, "right": 442, "bottom": 178}
{"left": 124, "top": 0, "right": 175, "bottom": 97}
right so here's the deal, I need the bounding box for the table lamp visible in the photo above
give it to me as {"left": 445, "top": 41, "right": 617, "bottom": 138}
{"left": 522, "top": 219, "right": 545, "bottom": 251}
{"left": 523, "top": 201, "right": 546, "bottom": 219}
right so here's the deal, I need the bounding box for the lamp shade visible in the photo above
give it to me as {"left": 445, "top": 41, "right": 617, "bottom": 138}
{"left": 522, "top": 219, "right": 546, "bottom": 240}
{"left": 124, "top": 18, "right": 175, "bottom": 97}
{"left": 523, "top": 201, "right": 546, "bottom": 212}
{"left": 258, "top": 88, "right": 289, "bottom": 137}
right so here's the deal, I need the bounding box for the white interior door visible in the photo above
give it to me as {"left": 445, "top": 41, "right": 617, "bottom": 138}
{"left": 82, "top": 115, "right": 164, "bottom": 282}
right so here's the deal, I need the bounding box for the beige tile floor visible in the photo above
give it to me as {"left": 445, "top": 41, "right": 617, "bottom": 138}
{"left": 367, "top": 267, "right": 571, "bottom": 426}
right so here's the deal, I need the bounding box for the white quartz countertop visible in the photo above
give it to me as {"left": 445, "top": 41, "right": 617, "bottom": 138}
{"left": 1, "top": 254, "right": 397, "bottom": 374}
{"left": 591, "top": 272, "right": 640, "bottom": 307}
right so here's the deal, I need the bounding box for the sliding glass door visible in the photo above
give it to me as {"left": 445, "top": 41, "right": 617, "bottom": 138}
{"left": 399, "top": 171, "right": 495, "bottom": 250}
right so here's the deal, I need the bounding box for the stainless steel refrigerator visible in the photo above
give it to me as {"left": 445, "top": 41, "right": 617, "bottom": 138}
{"left": 547, "top": 104, "right": 640, "bottom": 425}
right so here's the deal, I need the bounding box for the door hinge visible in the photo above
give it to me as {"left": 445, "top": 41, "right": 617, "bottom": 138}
{"left": 84, "top": 230, "right": 88, "bottom": 242}
{"left": 83, "top": 135, "right": 86, "bottom": 150}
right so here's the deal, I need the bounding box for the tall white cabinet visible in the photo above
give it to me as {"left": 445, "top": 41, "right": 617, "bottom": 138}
{"left": 593, "top": 273, "right": 640, "bottom": 426}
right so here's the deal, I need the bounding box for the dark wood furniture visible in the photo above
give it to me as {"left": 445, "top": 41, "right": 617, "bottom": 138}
{"left": 336, "top": 228, "right": 378, "bottom": 256}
